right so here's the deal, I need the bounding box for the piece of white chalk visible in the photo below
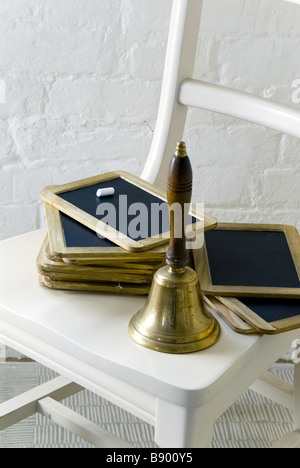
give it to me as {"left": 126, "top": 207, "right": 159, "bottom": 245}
{"left": 96, "top": 187, "right": 115, "bottom": 198}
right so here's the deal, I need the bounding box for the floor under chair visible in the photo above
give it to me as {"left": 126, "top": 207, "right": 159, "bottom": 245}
{"left": 0, "top": 361, "right": 294, "bottom": 448}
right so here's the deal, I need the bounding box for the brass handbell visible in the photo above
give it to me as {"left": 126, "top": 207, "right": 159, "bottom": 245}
{"left": 128, "top": 142, "right": 220, "bottom": 354}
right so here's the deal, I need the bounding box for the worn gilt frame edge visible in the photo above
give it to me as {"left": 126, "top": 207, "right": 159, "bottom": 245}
{"left": 41, "top": 170, "right": 217, "bottom": 253}
{"left": 194, "top": 223, "right": 300, "bottom": 299}
{"left": 205, "top": 295, "right": 300, "bottom": 335}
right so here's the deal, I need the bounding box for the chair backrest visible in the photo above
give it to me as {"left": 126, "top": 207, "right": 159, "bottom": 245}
{"left": 142, "top": 0, "right": 300, "bottom": 189}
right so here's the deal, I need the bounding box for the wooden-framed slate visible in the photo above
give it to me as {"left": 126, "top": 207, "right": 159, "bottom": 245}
{"left": 37, "top": 235, "right": 157, "bottom": 285}
{"left": 37, "top": 236, "right": 153, "bottom": 296}
{"left": 44, "top": 203, "right": 168, "bottom": 264}
{"left": 194, "top": 223, "right": 300, "bottom": 298}
{"left": 204, "top": 296, "right": 256, "bottom": 335}
{"left": 205, "top": 295, "right": 300, "bottom": 335}
{"left": 41, "top": 171, "right": 217, "bottom": 253}
{"left": 39, "top": 275, "right": 151, "bottom": 296}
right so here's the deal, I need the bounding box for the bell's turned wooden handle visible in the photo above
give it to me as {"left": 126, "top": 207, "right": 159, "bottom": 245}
{"left": 166, "top": 142, "right": 193, "bottom": 269}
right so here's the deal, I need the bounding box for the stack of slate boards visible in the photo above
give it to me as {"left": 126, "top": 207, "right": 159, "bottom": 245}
{"left": 193, "top": 223, "right": 300, "bottom": 335}
{"left": 38, "top": 170, "right": 217, "bottom": 296}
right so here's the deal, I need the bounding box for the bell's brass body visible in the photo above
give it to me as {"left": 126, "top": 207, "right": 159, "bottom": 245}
{"left": 128, "top": 265, "right": 220, "bottom": 354}
{"left": 128, "top": 141, "right": 220, "bottom": 354}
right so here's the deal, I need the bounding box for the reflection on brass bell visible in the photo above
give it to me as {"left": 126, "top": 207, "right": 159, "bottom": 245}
{"left": 128, "top": 142, "right": 220, "bottom": 354}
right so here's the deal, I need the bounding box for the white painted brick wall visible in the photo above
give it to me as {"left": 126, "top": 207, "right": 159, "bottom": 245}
{"left": 0, "top": 0, "right": 300, "bottom": 359}
{"left": 1, "top": 0, "right": 300, "bottom": 241}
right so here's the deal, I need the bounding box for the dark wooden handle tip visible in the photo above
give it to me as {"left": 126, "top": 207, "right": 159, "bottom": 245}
{"left": 166, "top": 143, "right": 193, "bottom": 269}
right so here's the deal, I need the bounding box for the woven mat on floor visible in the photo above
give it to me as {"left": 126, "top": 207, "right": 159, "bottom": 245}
{"left": 0, "top": 362, "right": 294, "bottom": 448}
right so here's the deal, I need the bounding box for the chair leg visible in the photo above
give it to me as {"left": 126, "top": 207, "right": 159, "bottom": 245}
{"left": 0, "top": 376, "right": 82, "bottom": 431}
{"left": 294, "top": 363, "right": 300, "bottom": 430}
{"left": 271, "top": 363, "right": 300, "bottom": 449}
{"left": 155, "top": 399, "right": 214, "bottom": 448}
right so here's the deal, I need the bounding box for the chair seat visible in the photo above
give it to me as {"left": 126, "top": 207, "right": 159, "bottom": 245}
{"left": 1, "top": 230, "right": 299, "bottom": 447}
{"left": 0, "top": 229, "right": 298, "bottom": 408}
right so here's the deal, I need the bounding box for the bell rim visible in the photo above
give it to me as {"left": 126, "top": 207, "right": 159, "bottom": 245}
{"left": 128, "top": 314, "right": 221, "bottom": 354}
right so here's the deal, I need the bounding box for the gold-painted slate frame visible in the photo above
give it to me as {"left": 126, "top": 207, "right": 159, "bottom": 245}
{"left": 39, "top": 275, "right": 151, "bottom": 296}
{"left": 194, "top": 223, "right": 300, "bottom": 299}
{"left": 204, "top": 296, "right": 256, "bottom": 335}
{"left": 37, "top": 236, "right": 153, "bottom": 296}
{"left": 44, "top": 203, "right": 168, "bottom": 262}
{"left": 205, "top": 295, "right": 300, "bottom": 336}
{"left": 41, "top": 170, "right": 217, "bottom": 253}
{"left": 37, "top": 235, "right": 157, "bottom": 285}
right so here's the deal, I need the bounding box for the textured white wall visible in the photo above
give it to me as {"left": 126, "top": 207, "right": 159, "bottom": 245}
{"left": 1, "top": 0, "right": 300, "bottom": 362}
{"left": 0, "top": 0, "right": 300, "bottom": 242}
{"left": 187, "top": 0, "right": 300, "bottom": 230}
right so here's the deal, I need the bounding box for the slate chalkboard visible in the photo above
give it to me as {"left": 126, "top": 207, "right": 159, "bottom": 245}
{"left": 206, "top": 295, "right": 300, "bottom": 335}
{"left": 60, "top": 212, "right": 117, "bottom": 249}
{"left": 59, "top": 176, "right": 196, "bottom": 243}
{"left": 44, "top": 203, "right": 168, "bottom": 262}
{"left": 205, "top": 230, "right": 300, "bottom": 288}
{"left": 41, "top": 171, "right": 214, "bottom": 253}
{"left": 194, "top": 223, "right": 300, "bottom": 298}
{"left": 241, "top": 297, "right": 300, "bottom": 323}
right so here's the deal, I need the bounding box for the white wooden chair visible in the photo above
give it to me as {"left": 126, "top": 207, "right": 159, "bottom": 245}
{"left": 0, "top": 0, "right": 300, "bottom": 448}
{"left": 142, "top": 0, "right": 300, "bottom": 189}
{"left": 143, "top": 0, "right": 300, "bottom": 447}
